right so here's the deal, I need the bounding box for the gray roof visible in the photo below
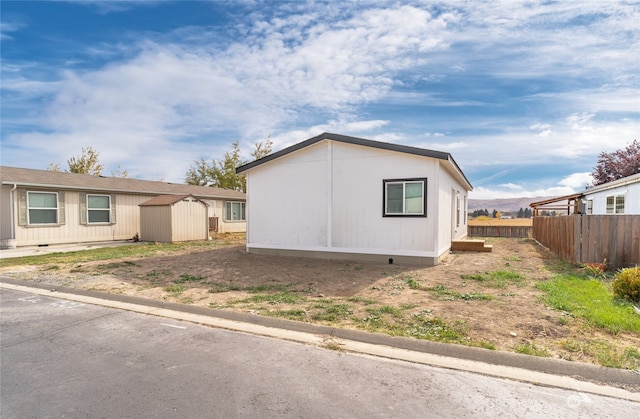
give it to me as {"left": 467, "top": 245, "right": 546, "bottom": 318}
{"left": 236, "top": 132, "right": 473, "bottom": 190}
{"left": 0, "top": 166, "right": 245, "bottom": 200}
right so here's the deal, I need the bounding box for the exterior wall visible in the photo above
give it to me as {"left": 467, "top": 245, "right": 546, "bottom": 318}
{"left": 202, "top": 199, "right": 247, "bottom": 234}
{"left": 140, "top": 206, "right": 172, "bottom": 242}
{"left": 583, "top": 179, "right": 640, "bottom": 215}
{"left": 245, "top": 140, "right": 469, "bottom": 263}
{"left": 0, "top": 185, "right": 14, "bottom": 246}
{"left": 247, "top": 141, "right": 329, "bottom": 247}
{"left": 11, "top": 188, "right": 145, "bottom": 246}
{"left": 329, "top": 141, "right": 437, "bottom": 255}
{"left": 436, "top": 163, "right": 469, "bottom": 256}
{"left": 169, "top": 198, "right": 208, "bottom": 242}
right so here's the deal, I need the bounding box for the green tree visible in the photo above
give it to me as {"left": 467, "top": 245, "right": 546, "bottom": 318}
{"left": 185, "top": 139, "right": 273, "bottom": 192}
{"left": 47, "top": 163, "right": 61, "bottom": 172}
{"left": 67, "top": 146, "right": 104, "bottom": 176}
{"left": 111, "top": 164, "right": 129, "bottom": 178}
{"left": 48, "top": 147, "right": 128, "bottom": 177}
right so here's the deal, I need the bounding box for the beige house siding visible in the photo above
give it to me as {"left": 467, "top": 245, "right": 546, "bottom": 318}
{"left": 139, "top": 206, "right": 172, "bottom": 243}
{"left": 171, "top": 199, "right": 208, "bottom": 241}
{"left": 11, "top": 188, "right": 150, "bottom": 246}
{"left": 202, "top": 199, "right": 247, "bottom": 234}
{"left": 139, "top": 195, "right": 208, "bottom": 243}
{"left": 0, "top": 186, "right": 14, "bottom": 247}
{"left": 1, "top": 166, "right": 246, "bottom": 248}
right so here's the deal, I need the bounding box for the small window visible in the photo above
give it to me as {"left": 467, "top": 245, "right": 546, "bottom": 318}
{"left": 606, "top": 195, "right": 625, "bottom": 214}
{"left": 615, "top": 195, "right": 625, "bottom": 214}
{"left": 225, "top": 201, "right": 245, "bottom": 221}
{"left": 456, "top": 194, "right": 461, "bottom": 227}
{"left": 586, "top": 200, "right": 593, "bottom": 214}
{"left": 28, "top": 192, "right": 58, "bottom": 224}
{"left": 463, "top": 196, "right": 467, "bottom": 225}
{"left": 87, "top": 194, "right": 111, "bottom": 223}
{"left": 383, "top": 178, "right": 426, "bottom": 217}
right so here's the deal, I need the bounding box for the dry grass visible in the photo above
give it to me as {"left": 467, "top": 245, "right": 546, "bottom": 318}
{"left": 468, "top": 218, "right": 532, "bottom": 227}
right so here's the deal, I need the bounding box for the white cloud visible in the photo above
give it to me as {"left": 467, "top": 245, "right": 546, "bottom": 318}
{"left": 558, "top": 172, "right": 593, "bottom": 190}
{"left": 1, "top": 1, "right": 638, "bottom": 188}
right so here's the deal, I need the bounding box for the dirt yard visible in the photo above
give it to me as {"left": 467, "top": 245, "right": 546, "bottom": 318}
{"left": 2, "top": 235, "right": 639, "bottom": 372}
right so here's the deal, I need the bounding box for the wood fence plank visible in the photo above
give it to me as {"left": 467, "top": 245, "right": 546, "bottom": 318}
{"left": 533, "top": 215, "right": 640, "bottom": 269}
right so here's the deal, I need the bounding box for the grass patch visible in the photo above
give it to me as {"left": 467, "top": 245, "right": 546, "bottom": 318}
{"left": 208, "top": 283, "right": 242, "bottom": 293}
{"left": 536, "top": 275, "right": 640, "bottom": 334}
{"left": 346, "top": 296, "right": 377, "bottom": 305}
{"left": 174, "top": 274, "right": 206, "bottom": 284}
{"left": 246, "top": 283, "right": 295, "bottom": 293}
{"left": 460, "top": 270, "right": 524, "bottom": 288}
{"left": 164, "top": 284, "right": 186, "bottom": 294}
{"left": 560, "top": 339, "right": 640, "bottom": 369}
{"left": 146, "top": 269, "right": 173, "bottom": 278}
{"left": 235, "top": 292, "right": 306, "bottom": 305}
{"left": 311, "top": 301, "right": 354, "bottom": 321}
{"left": 0, "top": 239, "right": 235, "bottom": 268}
{"left": 263, "top": 309, "right": 308, "bottom": 321}
{"left": 514, "top": 342, "right": 550, "bottom": 357}
{"left": 427, "top": 285, "right": 493, "bottom": 301}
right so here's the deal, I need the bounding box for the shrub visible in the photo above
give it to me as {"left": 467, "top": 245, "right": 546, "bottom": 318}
{"left": 612, "top": 267, "right": 640, "bottom": 304}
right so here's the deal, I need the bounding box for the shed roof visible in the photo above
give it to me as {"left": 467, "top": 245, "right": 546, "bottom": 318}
{"left": 0, "top": 166, "right": 245, "bottom": 200}
{"left": 139, "top": 195, "right": 207, "bottom": 207}
{"left": 236, "top": 132, "right": 473, "bottom": 190}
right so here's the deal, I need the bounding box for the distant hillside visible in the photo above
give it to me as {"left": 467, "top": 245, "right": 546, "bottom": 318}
{"left": 468, "top": 196, "right": 551, "bottom": 214}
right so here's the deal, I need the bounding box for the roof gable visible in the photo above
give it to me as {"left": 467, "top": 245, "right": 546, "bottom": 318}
{"left": 139, "top": 195, "right": 205, "bottom": 206}
{"left": 583, "top": 172, "right": 640, "bottom": 195}
{"left": 236, "top": 132, "right": 472, "bottom": 190}
{"left": 0, "top": 166, "right": 245, "bottom": 200}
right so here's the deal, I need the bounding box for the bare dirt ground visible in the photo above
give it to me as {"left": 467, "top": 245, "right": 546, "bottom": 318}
{"left": 2, "top": 235, "right": 639, "bottom": 372}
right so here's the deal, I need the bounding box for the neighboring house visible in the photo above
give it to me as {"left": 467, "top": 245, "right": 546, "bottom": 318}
{"left": 0, "top": 166, "right": 246, "bottom": 248}
{"left": 530, "top": 173, "right": 640, "bottom": 215}
{"left": 236, "top": 133, "right": 473, "bottom": 266}
{"left": 581, "top": 173, "right": 640, "bottom": 215}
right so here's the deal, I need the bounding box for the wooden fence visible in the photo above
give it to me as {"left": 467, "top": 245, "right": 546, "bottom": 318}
{"left": 532, "top": 215, "right": 640, "bottom": 268}
{"left": 468, "top": 225, "right": 532, "bottom": 238}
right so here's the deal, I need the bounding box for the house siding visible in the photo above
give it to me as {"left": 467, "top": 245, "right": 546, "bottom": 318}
{"left": 170, "top": 198, "right": 208, "bottom": 242}
{"left": 11, "top": 188, "right": 146, "bottom": 246}
{"left": 584, "top": 178, "right": 640, "bottom": 215}
{"left": 0, "top": 186, "right": 14, "bottom": 246}
{"left": 1, "top": 165, "right": 246, "bottom": 247}
{"left": 140, "top": 206, "right": 172, "bottom": 243}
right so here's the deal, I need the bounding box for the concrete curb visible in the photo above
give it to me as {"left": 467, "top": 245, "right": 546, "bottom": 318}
{"left": 2, "top": 277, "right": 639, "bottom": 402}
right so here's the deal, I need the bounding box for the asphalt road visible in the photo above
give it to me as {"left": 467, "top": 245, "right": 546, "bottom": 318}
{"left": 1, "top": 287, "right": 637, "bottom": 418}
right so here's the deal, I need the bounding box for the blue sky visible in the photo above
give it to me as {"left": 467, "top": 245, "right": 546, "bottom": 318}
{"left": 1, "top": 1, "right": 638, "bottom": 199}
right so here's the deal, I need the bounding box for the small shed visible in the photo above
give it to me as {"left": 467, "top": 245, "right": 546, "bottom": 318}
{"left": 139, "top": 195, "right": 208, "bottom": 242}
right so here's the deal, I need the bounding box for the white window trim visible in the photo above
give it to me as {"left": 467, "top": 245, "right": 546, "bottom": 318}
{"left": 27, "top": 191, "right": 59, "bottom": 225}
{"left": 606, "top": 195, "right": 625, "bottom": 214}
{"left": 383, "top": 178, "right": 427, "bottom": 217}
{"left": 87, "top": 194, "right": 111, "bottom": 224}
{"left": 224, "top": 201, "right": 246, "bottom": 222}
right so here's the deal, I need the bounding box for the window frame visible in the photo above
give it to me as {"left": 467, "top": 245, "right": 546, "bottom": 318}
{"left": 382, "top": 178, "right": 427, "bottom": 217}
{"left": 586, "top": 199, "right": 593, "bottom": 214}
{"left": 606, "top": 195, "right": 625, "bottom": 214}
{"left": 86, "top": 194, "right": 112, "bottom": 224}
{"left": 27, "top": 191, "right": 59, "bottom": 225}
{"left": 224, "top": 201, "right": 246, "bottom": 222}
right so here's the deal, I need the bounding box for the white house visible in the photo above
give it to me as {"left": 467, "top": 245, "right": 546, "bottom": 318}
{"left": 582, "top": 172, "right": 640, "bottom": 215}
{"left": 0, "top": 166, "right": 246, "bottom": 248}
{"left": 236, "top": 133, "right": 473, "bottom": 266}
